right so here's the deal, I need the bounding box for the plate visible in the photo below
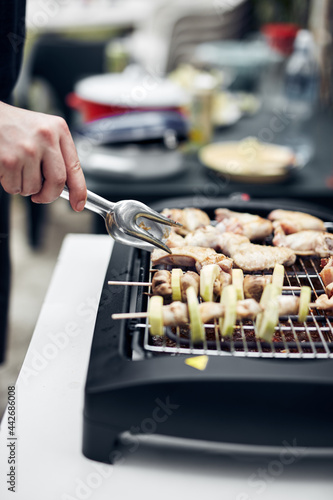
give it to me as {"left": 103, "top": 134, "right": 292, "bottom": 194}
{"left": 199, "top": 138, "right": 298, "bottom": 183}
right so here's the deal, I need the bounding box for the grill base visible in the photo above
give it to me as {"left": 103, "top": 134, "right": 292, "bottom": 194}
{"left": 83, "top": 199, "right": 333, "bottom": 463}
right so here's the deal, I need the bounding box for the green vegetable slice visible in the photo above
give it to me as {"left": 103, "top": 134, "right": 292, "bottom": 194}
{"left": 200, "top": 264, "right": 220, "bottom": 302}
{"left": 272, "top": 263, "right": 285, "bottom": 294}
{"left": 298, "top": 286, "right": 311, "bottom": 322}
{"left": 219, "top": 285, "right": 237, "bottom": 337}
{"left": 232, "top": 268, "right": 244, "bottom": 300}
{"left": 171, "top": 268, "right": 183, "bottom": 302}
{"left": 148, "top": 295, "right": 164, "bottom": 336}
{"left": 186, "top": 286, "right": 205, "bottom": 343}
{"left": 256, "top": 283, "right": 280, "bottom": 342}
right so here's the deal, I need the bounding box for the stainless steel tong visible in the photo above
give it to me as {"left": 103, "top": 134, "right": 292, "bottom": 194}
{"left": 60, "top": 186, "right": 180, "bottom": 253}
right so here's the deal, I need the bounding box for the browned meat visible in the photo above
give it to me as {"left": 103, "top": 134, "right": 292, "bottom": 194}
{"left": 218, "top": 232, "right": 296, "bottom": 271}
{"left": 243, "top": 275, "right": 272, "bottom": 301}
{"left": 215, "top": 208, "right": 273, "bottom": 240}
{"left": 151, "top": 270, "right": 172, "bottom": 298}
{"left": 151, "top": 246, "right": 233, "bottom": 274}
{"left": 180, "top": 271, "right": 200, "bottom": 302}
{"left": 161, "top": 208, "right": 211, "bottom": 236}
{"left": 320, "top": 256, "right": 333, "bottom": 297}
{"left": 273, "top": 226, "right": 333, "bottom": 257}
{"left": 268, "top": 209, "right": 325, "bottom": 233}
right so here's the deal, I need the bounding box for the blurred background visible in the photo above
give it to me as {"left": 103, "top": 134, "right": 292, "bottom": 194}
{"left": 1, "top": 0, "right": 333, "bottom": 415}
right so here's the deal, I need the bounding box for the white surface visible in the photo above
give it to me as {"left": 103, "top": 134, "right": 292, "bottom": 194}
{"left": 26, "top": 0, "right": 154, "bottom": 32}
{"left": 1, "top": 234, "right": 333, "bottom": 500}
{"left": 74, "top": 71, "right": 189, "bottom": 107}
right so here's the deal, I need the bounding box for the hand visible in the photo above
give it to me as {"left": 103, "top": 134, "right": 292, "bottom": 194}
{"left": 0, "top": 101, "right": 87, "bottom": 211}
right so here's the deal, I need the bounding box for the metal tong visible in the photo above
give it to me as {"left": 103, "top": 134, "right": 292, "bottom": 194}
{"left": 60, "top": 186, "right": 181, "bottom": 253}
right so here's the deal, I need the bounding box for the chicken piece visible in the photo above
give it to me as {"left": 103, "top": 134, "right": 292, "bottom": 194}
{"left": 180, "top": 271, "right": 200, "bottom": 302}
{"left": 161, "top": 208, "right": 211, "bottom": 236}
{"left": 218, "top": 232, "right": 296, "bottom": 272}
{"left": 166, "top": 230, "right": 186, "bottom": 248}
{"left": 311, "top": 293, "right": 333, "bottom": 311}
{"left": 273, "top": 226, "right": 333, "bottom": 257}
{"left": 320, "top": 256, "right": 333, "bottom": 297}
{"left": 278, "top": 295, "right": 300, "bottom": 316}
{"left": 268, "top": 209, "right": 325, "bottom": 234}
{"left": 215, "top": 208, "right": 273, "bottom": 240}
{"left": 151, "top": 270, "right": 172, "bottom": 298}
{"left": 151, "top": 246, "right": 233, "bottom": 274}
{"left": 183, "top": 225, "right": 224, "bottom": 251}
{"left": 235, "top": 299, "right": 263, "bottom": 320}
{"left": 162, "top": 302, "right": 189, "bottom": 326}
{"left": 243, "top": 275, "right": 272, "bottom": 302}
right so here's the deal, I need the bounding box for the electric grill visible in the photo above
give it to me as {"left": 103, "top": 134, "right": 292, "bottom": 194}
{"left": 83, "top": 198, "right": 333, "bottom": 464}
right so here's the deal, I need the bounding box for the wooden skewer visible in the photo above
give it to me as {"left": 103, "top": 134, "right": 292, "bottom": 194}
{"left": 108, "top": 280, "right": 301, "bottom": 291}
{"left": 108, "top": 281, "right": 152, "bottom": 286}
{"left": 112, "top": 312, "right": 148, "bottom": 320}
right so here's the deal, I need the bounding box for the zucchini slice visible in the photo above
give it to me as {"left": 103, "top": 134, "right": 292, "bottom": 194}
{"left": 219, "top": 285, "right": 237, "bottom": 337}
{"left": 186, "top": 286, "right": 205, "bottom": 343}
{"left": 232, "top": 268, "right": 244, "bottom": 300}
{"left": 272, "top": 263, "right": 285, "bottom": 294}
{"left": 171, "top": 268, "right": 183, "bottom": 302}
{"left": 256, "top": 283, "right": 280, "bottom": 342}
{"left": 200, "top": 264, "right": 220, "bottom": 302}
{"left": 298, "top": 286, "right": 311, "bottom": 322}
{"left": 148, "top": 295, "right": 164, "bottom": 336}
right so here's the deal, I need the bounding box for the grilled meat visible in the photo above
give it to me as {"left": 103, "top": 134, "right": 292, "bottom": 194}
{"left": 243, "top": 275, "right": 272, "bottom": 301}
{"left": 311, "top": 293, "right": 333, "bottom": 311}
{"left": 273, "top": 226, "right": 333, "bottom": 257}
{"left": 180, "top": 271, "right": 200, "bottom": 302}
{"left": 151, "top": 246, "right": 233, "bottom": 274}
{"left": 152, "top": 270, "right": 172, "bottom": 298}
{"left": 320, "top": 257, "right": 333, "bottom": 297}
{"left": 218, "top": 232, "right": 296, "bottom": 271}
{"left": 268, "top": 209, "right": 325, "bottom": 233}
{"left": 161, "top": 208, "right": 210, "bottom": 236}
{"left": 215, "top": 208, "right": 273, "bottom": 240}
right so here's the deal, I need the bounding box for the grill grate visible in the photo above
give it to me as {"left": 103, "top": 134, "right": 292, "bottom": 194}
{"left": 138, "top": 255, "right": 333, "bottom": 359}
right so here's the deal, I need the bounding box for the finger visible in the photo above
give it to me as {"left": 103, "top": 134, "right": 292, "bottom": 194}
{"left": 0, "top": 157, "right": 23, "bottom": 194}
{"left": 21, "top": 159, "right": 43, "bottom": 196}
{"left": 30, "top": 145, "right": 66, "bottom": 204}
{"left": 59, "top": 126, "right": 87, "bottom": 212}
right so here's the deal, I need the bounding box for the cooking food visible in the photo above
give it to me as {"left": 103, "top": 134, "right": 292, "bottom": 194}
{"left": 273, "top": 226, "right": 333, "bottom": 257}
{"left": 215, "top": 208, "right": 273, "bottom": 240}
{"left": 151, "top": 269, "right": 200, "bottom": 302}
{"left": 161, "top": 208, "right": 211, "bottom": 236}
{"left": 320, "top": 257, "right": 333, "bottom": 297}
{"left": 216, "top": 232, "right": 296, "bottom": 271}
{"left": 151, "top": 246, "right": 233, "bottom": 273}
{"left": 268, "top": 209, "right": 326, "bottom": 233}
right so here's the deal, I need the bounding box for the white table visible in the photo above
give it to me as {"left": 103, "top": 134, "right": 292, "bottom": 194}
{"left": 1, "top": 234, "right": 333, "bottom": 500}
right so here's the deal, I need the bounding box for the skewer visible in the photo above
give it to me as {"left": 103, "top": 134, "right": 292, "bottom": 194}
{"left": 108, "top": 279, "right": 301, "bottom": 291}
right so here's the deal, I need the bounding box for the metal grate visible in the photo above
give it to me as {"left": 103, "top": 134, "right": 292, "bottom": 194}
{"left": 138, "top": 255, "right": 333, "bottom": 359}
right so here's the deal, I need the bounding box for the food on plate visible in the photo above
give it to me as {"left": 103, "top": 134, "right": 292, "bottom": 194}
{"left": 217, "top": 232, "right": 296, "bottom": 271}
{"left": 273, "top": 226, "right": 333, "bottom": 257}
{"left": 268, "top": 209, "right": 326, "bottom": 233}
{"left": 215, "top": 208, "right": 273, "bottom": 240}
{"left": 161, "top": 208, "right": 210, "bottom": 236}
